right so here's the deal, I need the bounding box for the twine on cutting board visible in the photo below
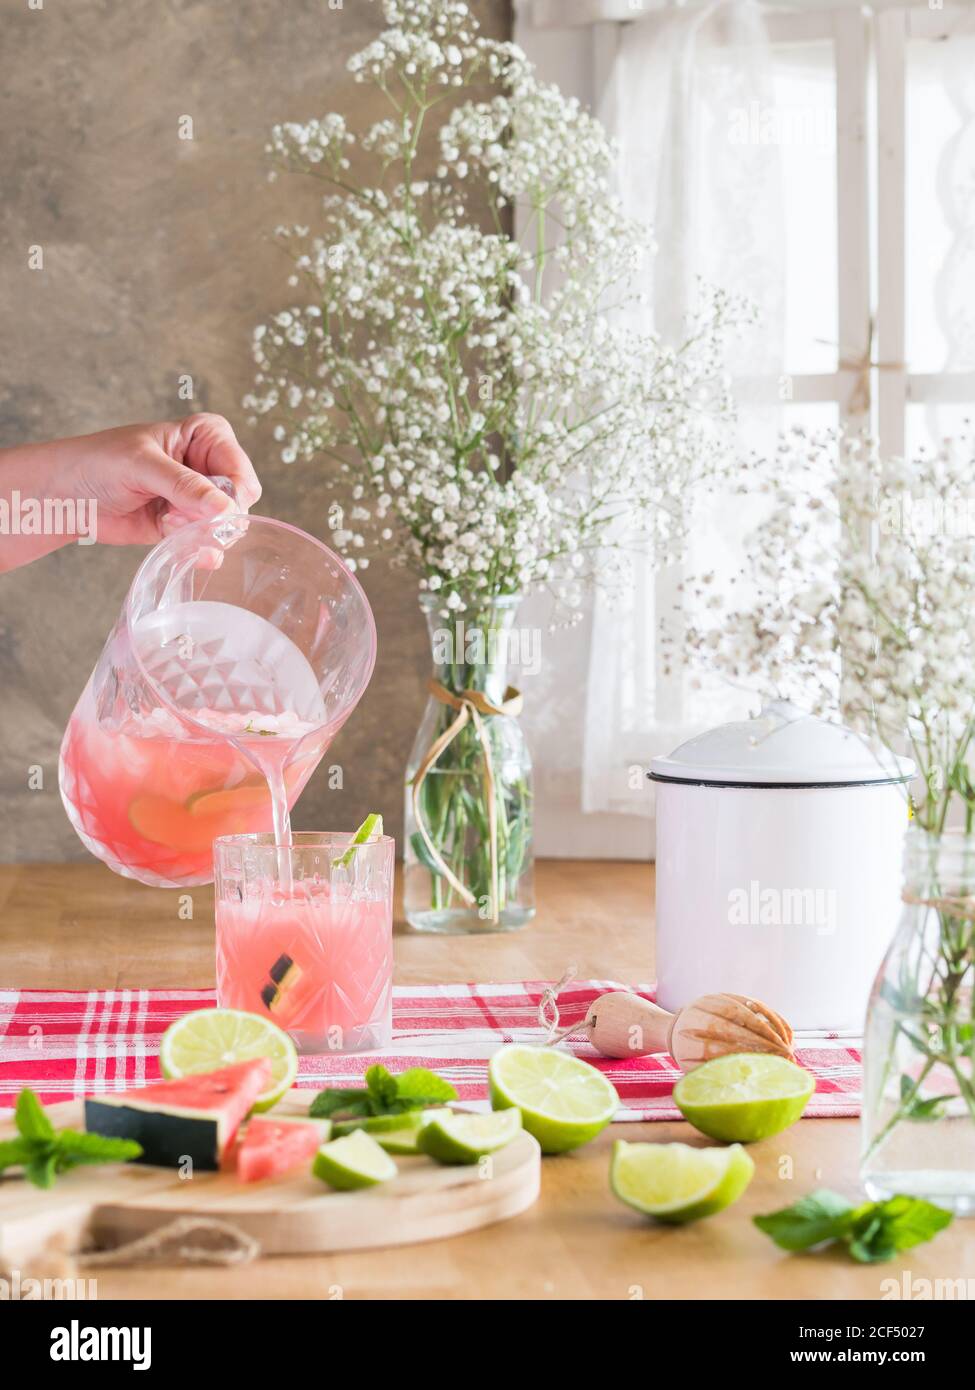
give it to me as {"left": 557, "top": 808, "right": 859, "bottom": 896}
{"left": 81, "top": 1216, "right": 260, "bottom": 1268}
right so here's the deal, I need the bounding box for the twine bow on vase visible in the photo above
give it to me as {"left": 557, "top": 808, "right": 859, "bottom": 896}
{"left": 410, "top": 678, "right": 523, "bottom": 925}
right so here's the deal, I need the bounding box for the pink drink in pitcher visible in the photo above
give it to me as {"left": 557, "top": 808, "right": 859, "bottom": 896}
{"left": 214, "top": 833, "right": 394, "bottom": 1054}
{"left": 59, "top": 516, "right": 377, "bottom": 888}
{"left": 60, "top": 701, "right": 324, "bottom": 887}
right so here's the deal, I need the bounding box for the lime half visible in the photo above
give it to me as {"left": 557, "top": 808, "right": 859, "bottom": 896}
{"left": 674, "top": 1053, "right": 814, "bottom": 1143}
{"left": 611, "top": 1140, "right": 755, "bottom": 1223}
{"left": 332, "top": 813, "right": 383, "bottom": 869}
{"left": 312, "top": 1129, "right": 398, "bottom": 1190}
{"left": 488, "top": 1045, "right": 618, "bottom": 1154}
{"left": 160, "top": 1008, "right": 298, "bottom": 1113}
{"left": 417, "top": 1109, "right": 522, "bottom": 1165}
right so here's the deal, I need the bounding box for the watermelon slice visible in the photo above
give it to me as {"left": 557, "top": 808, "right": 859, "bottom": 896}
{"left": 84, "top": 1059, "right": 271, "bottom": 1171}
{"left": 236, "top": 1115, "right": 332, "bottom": 1183}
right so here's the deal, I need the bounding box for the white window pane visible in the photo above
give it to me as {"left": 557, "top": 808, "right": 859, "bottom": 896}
{"left": 905, "top": 34, "right": 975, "bottom": 373}
{"left": 906, "top": 402, "right": 975, "bottom": 457}
{"left": 774, "top": 43, "right": 838, "bottom": 375}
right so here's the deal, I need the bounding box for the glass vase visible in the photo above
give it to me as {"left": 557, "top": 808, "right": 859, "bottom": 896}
{"left": 404, "top": 592, "right": 534, "bottom": 934}
{"left": 861, "top": 826, "right": 975, "bottom": 1214}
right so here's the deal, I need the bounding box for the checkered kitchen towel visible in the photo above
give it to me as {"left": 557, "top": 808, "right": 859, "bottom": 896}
{"left": 0, "top": 982, "right": 862, "bottom": 1119}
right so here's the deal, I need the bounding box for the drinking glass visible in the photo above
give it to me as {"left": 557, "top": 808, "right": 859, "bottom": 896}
{"left": 214, "top": 831, "right": 395, "bottom": 1054}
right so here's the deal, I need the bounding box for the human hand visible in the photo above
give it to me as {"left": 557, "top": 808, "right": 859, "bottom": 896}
{"left": 0, "top": 414, "right": 263, "bottom": 571}
{"left": 66, "top": 414, "right": 262, "bottom": 546}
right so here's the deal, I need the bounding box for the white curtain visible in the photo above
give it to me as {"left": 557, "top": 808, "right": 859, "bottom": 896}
{"left": 582, "top": 0, "right": 787, "bottom": 816}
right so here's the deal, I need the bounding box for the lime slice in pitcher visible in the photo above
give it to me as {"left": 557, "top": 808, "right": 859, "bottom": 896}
{"left": 332, "top": 813, "right": 384, "bottom": 869}
{"left": 160, "top": 1008, "right": 298, "bottom": 1112}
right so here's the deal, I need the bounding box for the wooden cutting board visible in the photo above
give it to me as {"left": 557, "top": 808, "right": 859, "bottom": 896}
{"left": 0, "top": 1092, "right": 541, "bottom": 1269}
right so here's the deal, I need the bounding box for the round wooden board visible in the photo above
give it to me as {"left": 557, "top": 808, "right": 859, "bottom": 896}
{"left": 0, "top": 1095, "right": 542, "bottom": 1265}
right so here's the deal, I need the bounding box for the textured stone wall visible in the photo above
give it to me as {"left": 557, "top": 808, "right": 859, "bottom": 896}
{"left": 0, "top": 0, "right": 511, "bottom": 861}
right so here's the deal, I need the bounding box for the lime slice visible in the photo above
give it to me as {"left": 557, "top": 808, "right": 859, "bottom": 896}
{"left": 332, "top": 813, "right": 383, "bottom": 869}
{"left": 312, "top": 1129, "right": 398, "bottom": 1190}
{"left": 611, "top": 1140, "right": 755, "bottom": 1223}
{"left": 417, "top": 1109, "right": 522, "bottom": 1165}
{"left": 160, "top": 1008, "right": 298, "bottom": 1113}
{"left": 488, "top": 1045, "right": 618, "bottom": 1154}
{"left": 332, "top": 1111, "right": 427, "bottom": 1138}
{"left": 673, "top": 1053, "right": 814, "bottom": 1143}
{"left": 331, "top": 1108, "right": 452, "bottom": 1145}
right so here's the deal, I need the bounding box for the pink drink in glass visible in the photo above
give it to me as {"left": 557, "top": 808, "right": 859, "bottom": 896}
{"left": 214, "top": 833, "right": 394, "bottom": 1054}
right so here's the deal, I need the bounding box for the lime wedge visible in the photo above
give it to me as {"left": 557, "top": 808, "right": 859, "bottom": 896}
{"left": 673, "top": 1053, "right": 814, "bottom": 1143}
{"left": 417, "top": 1109, "right": 522, "bottom": 1165}
{"left": 331, "top": 1109, "right": 453, "bottom": 1151}
{"left": 611, "top": 1140, "right": 755, "bottom": 1223}
{"left": 332, "top": 813, "right": 383, "bottom": 869}
{"left": 332, "top": 1110, "right": 427, "bottom": 1138}
{"left": 312, "top": 1129, "right": 398, "bottom": 1190}
{"left": 488, "top": 1045, "right": 618, "bottom": 1154}
{"left": 160, "top": 1008, "right": 298, "bottom": 1113}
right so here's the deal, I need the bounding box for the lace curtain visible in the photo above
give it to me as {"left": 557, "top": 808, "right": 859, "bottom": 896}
{"left": 581, "top": 0, "right": 786, "bottom": 817}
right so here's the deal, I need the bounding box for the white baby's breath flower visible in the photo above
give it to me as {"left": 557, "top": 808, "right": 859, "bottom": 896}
{"left": 247, "top": 0, "right": 744, "bottom": 613}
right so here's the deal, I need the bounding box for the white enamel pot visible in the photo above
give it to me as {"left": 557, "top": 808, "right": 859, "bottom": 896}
{"left": 649, "top": 701, "right": 914, "bottom": 1033}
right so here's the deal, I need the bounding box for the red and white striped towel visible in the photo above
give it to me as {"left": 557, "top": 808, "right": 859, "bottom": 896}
{"left": 0, "top": 982, "right": 862, "bottom": 1119}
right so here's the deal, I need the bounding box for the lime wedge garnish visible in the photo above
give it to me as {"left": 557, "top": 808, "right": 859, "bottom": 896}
{"left": 417, "top": 1109, "right": 521, "bottom": 1165}
{"left": 332, "top": 1108, "right": 453, "bottom": 1152}
{"left": 611, "top": 1141, "right": 755, "bottom": 1223}
{"left": 332, "top": 813, "right": 383, "bottom": 869}
{"left": 488, "top": 1045, "right": 618, "bottom": 1154}
{"left": 312, "top": 1129, "right": 398, "bottom": 1190}
{"left": 159, "top": 1007, "right": 298, "bottom": 1113}
{"left": 673, "top": 1053, "right": 814, "bottom": 1143}
{"left": 332, "top": 1110, "right": 427, "bottom": 1138}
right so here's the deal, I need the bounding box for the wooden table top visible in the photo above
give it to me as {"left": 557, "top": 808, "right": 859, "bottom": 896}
{"left": 0, "top": 859, "right": 970, "bottom": 1300}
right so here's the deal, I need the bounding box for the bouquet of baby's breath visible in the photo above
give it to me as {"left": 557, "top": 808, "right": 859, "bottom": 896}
{"left": 683, "top": 426, "right": 975, "bottom": 1176}
{"left": 244, "top": 0, "right": 744, "bottom": 615}
{"left": 683, "top": 427, "right": 975, "bottom": 828}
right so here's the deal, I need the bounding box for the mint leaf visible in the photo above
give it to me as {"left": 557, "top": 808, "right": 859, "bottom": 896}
{"left": 0, "top": 1137, "right": 36, "bottom": 1171}
{"left": 755, "top": 1189, "right": 953, "bottom": 1263}
{"left": 365, "top": 1065, "right": 399, "bottom": 1111}
{"left": 16, "top": 1088, "right": 55, "bottom": 1142}
{"left": 309, "top": 1089, "right": 373, "bottom": 1120}
{"left": 54, "top": 1130, "right": 142, "bottom": 1168}
{"left": 310, "top": 1065, "right": 459, "bottom": 1122}
{"left": 847, "top": 1195, "right": 952, "bottom": 1263}
{"left": 4, "top": 1090, "right": 143, "bottom": 1189}
{"left": 25, "top": 1150, "right": 58, "bottom": 1190}
{"left": 393, "top": 1068, "right": 458, "bottom": 1105}
{"left": 753, "top": 1189, "right": 856, "bottom": 1250}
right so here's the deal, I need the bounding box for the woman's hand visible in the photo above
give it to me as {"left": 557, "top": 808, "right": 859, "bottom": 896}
{"left": 0, "top": 414, "right": 262, "bottom": 571}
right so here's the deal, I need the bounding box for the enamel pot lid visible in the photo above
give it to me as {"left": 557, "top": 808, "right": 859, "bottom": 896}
{"left": 648, "top": 700, "right": 915, "bottom": 788}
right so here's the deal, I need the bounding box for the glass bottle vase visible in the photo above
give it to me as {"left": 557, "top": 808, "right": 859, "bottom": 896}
{"left": 404, "top": 592, "right": 535, "bottom": 934}
{"left": 860, "top": 826, "right": 975, "bottom": 1215}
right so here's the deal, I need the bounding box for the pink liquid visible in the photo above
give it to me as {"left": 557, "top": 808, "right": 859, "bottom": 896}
{"left": 215, "top": 883, "right": 393, "bottom": 1053}
{"left": 59, "top": 694, "right": 325, "bottom": 888}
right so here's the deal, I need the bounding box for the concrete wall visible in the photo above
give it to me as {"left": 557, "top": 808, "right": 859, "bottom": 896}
{"left": 0, "top": 0, "right": 511, "bottom": 861}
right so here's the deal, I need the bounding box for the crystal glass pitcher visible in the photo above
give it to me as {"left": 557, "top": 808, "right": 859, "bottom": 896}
{"left": 59, "top": 514, "right": 376, "bottom": 887}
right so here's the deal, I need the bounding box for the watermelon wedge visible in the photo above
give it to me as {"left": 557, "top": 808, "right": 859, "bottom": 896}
{"left": 236, "top": 1115, "right": 332, "bottom": 1183}
{"left": 84, "top": 1059, "right": 271, "bottom": 1171}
